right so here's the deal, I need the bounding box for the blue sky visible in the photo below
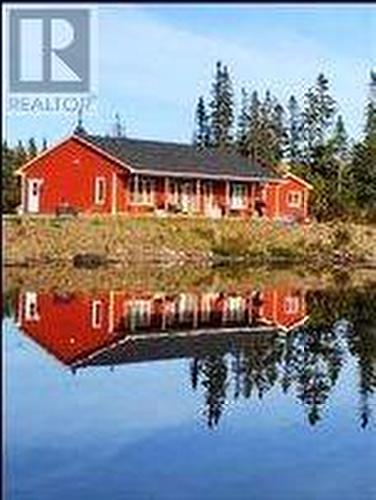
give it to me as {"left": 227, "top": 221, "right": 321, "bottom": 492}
{"left": 4, "top": 4, "right": 376, "bottom": 147}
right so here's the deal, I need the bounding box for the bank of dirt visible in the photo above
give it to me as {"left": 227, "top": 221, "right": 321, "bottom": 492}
{"left": 3, "top": 215, "right": 376, "bottom": 269}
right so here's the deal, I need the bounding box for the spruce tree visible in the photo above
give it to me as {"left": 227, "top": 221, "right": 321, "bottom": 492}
{"left": 287, "top": 95, "right": 302, "bottom": 167}
{"left": 2, "top": 141, "right": 22, "bottom": 213}
{"left": 27, "top": 138, "right": 38, "bottom": 159}
{"left": 270, "top": 100, "right": 287, "bottom": 164}
{"left": 350, "top": 71, "right": 376, "bottom": 215}
{"left": 113, "top": 112, "right": 126, "bottom": 138}
{"left": 244, "top": 90, "right": 262, "bottom": 161}
{"left": 249, "top": 90, "right": 286, "bottom": 166}
{"left": 237, "top": 87, "right": 250, "bottom": 156}
{"left": 331, "top": 115, "right": 350, "bottom": 197}
{"left": 365, "top": 69, "right": 376, "bottom": 141}
{"left": 302, "top": 73, "right": 337, "bottom": 167}
{"left": 193, "top": 96, "right": 210, "bottom": 149}
{"left": 15, "top": 141, "right": 27, "bottom": 165}
{"left": 332, "top": 115, "right": 349, "bottom": 162}
{"left": 208, "top": 61, "right": 235, "bottom": 150}
{"left": 300, "top": 73, "right": 339, "bottom": 219}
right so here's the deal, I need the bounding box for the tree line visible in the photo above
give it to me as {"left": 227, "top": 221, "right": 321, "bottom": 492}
{"left": 193, "top": 62, "right": 376, "bottom": 220}
{"left": 2, "top": 64, "right": 375, "bottom": 221}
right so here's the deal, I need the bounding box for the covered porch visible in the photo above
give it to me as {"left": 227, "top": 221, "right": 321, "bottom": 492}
{"left": 126, "top": 173, "right": 267, "bottom": 218}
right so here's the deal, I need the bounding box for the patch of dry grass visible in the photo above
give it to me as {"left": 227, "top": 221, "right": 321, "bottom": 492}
{"left": 3, "top": 215, "right": 376, "bottom": 266}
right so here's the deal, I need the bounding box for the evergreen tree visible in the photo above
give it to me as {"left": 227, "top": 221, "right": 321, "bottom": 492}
{"left": 244, "top": 90, "right": 286, "bottom": 166}
{"left": 299, "top": 73, "right": 339, "bottom": 219}
{"left": 302, "top": 73, "right": 337, "bottom": 167}
{"left": 73, "top": 108, "right": 87, "bottom": 135}
{"left": 237, "top": 87, "right": 250, "bottom": 155}
{"left": 243, "top": 90, "right": 262, "bottom": 161}
{"left": 208, "top": 61, "right": 235, "bottom": 150}
{"left": 193, "top": 96, "right": 210, "bottom": 149}
{"left": 15, "top": 140, "right": 27, "bottom": 165}
{"left": 365, "top": 69, "right": 376, "bottom": 141}
{"left": 42, "top": 138, "right": 48, "bottom": 151}
{"left": 331, "top": 115, "right": 349, "bottom": 196}
{"left": 270, "top": 99, "right": 287, "bottom": 164}
{"left": 113, "top": 112, "right": 126, "bottom": 138}
{"left": 27, "top": 138, "right": 38, "bottom": 159}
{"left": 350, "top": 71, "right": 376, "bottom": 216}
{"left": 2, "top": 140, "right": 23, "bottom": 213}
{"left": 287, "top": 95, "right": 302, "bottom": 167}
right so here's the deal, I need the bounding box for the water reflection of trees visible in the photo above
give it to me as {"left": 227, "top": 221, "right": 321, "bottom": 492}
{"left": 191, "top": 284, "right": 376, "bottom": 429}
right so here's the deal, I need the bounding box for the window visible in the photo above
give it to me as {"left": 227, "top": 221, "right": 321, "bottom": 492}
{"left": 225, "top": 296, "right": 246, "bottom": 323}
{"left": 177, "top": 294, "right": 196, "bottom": 322}
{"left": 230, "top": 183, "right": 247, "bottom": 209}
{"left": 130, "top": 175, "right": 155, "bottom": 204}
{"left": 94, "top": 177, "right": 106, "bottom": 205}
{"left": 129, "top": 300, "right": 151, "bottom": 330}
{"left": 287, "top": 191, "right": 302, "bottom": 208}
{"left": 91, "top": 300, "right": 102, "bottom": 328}
{"left": 284, "top": 296, "right": 300, "bottom": 314}
{"left": 25, "top": 292, "right": 39, "bottom": 321}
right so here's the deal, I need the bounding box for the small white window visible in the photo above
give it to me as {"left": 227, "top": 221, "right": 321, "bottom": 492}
{"left": 25, "top": 292, "right": 39, "bottom": 321}
{"left": 284, "top": 296, "right": 300, "bottom": 314}
{"left": 287, "top": 191, "right": 302, "bottom": 208}
{"left": 230, "top": 183, "right": 247, "bottom": 209}
{"left": 94, "top": 177, "right": 106, "bottom": 205}
{"left": 91, "top": 300, "right": 102, "bottom": 328}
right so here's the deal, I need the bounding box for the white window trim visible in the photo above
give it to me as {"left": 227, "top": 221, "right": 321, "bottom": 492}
{"left": 25, "top": 292, "right": 40, "bottom": 321}
{"left": 94, "top": 177, "right": 106, "bottom": 205}
{"left": 230, "top": 183, "right": 247, "bottom": 210}
{"left": 287, "top": 191, "right": 302, "bottom": 208}
{"left": 91, "top": 300, "right": 102, "bottom": 328}
{"left": 284, "top": 296, "right": 300, "bottom": 314}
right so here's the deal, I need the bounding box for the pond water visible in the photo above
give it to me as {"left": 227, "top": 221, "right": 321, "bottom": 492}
{"left": 3, "top": 267, "right": 376, "bottom": 500}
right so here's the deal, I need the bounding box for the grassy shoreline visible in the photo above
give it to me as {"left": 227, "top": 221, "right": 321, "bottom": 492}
{"left": 3, "top": 215, "right": 376, "bottom": 269}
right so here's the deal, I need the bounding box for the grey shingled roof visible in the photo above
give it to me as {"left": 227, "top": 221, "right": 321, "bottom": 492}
{"left": 72, "top": 328, "right": 278, "bottom": 368}
{"left": 79, "top": 134, "right": 281, "bottom": 181}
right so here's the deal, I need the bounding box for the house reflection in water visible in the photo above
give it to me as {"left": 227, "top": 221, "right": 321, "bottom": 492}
{"left": 15, "top": 285, "right": 308, "bottom": 368}
{"left": 11, "top": 281, "right": 375, "bottom": 430}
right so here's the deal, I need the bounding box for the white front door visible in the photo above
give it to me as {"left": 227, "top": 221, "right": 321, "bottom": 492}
{"left": 27, "top": 179, "right": 42, "bottom": 213}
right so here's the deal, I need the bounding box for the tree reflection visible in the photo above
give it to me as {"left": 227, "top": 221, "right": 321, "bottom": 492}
{"left": 190, "top": 284, "right": 375, "bottom": 429}
{"left": 191, "top": 354, "right": 228, "bottom": 428}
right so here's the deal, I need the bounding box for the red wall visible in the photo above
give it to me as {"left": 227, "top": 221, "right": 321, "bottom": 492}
{"left": 17, "top": 292, "right": 119, "bottom": 364}
{"left": 265, "top": 177, "right": 309, "bottom": 221}
{"left": 21, "top": 137, "right": 310, "bottom": 220}
{"left": 16, "top": 286, "right": 308, "bottom": 366}
{"left": 23, "top": 137, "right": 127, "bottom": 214}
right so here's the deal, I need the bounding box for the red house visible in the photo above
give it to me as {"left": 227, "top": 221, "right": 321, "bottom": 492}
{"left": 15, "top": 284, "right": 308, "bottom": 367}
{"left": 16, "top": 131, "right": 312, "bottom": 221}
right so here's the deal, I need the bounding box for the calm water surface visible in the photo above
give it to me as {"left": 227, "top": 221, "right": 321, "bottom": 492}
{"left": 3, "top": 268, "right": 376, "bottom": 500}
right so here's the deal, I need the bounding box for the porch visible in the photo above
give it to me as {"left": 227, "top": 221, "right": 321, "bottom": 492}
{"left": 125, "top": 174, "right": 267, "bottom": 218}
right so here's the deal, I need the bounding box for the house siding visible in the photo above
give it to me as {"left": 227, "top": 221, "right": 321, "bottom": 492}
{"left": 22, "top": 138, "right": 125, "bottom": 214}
{"left": 16, "top": 285, "right": 308, "bottom": 366}
{"left": 20, "top": 136, "right": 311, "bottom": 220}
